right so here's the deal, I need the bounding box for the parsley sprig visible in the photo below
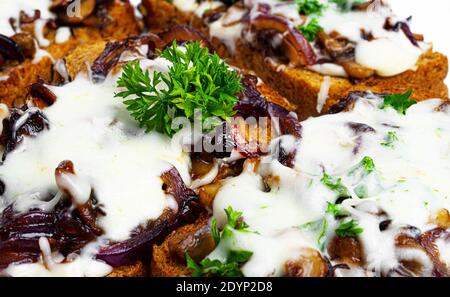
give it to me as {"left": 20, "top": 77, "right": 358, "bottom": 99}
{"left": 299, "top": 18, "right": 324, "bottom": 42}
{"left": 382, "top": 90, "right": 417, "bottom": 115}
{"left": 187, "top": 207, "right": 253, "bottom": 277}
{"left": 115, "top": 42, "right": 242, "bottom": 137}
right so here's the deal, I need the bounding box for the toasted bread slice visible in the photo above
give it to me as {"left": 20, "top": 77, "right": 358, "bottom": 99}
{"left": 230, "top": 42, "right": 449, "bottom": 120}
{"left": 0, "top": 0, "right": 140, "bottom": 106}
{"left": 108, "top": 261, "right": 147, "bottom": 277}
{"left": 141, "top": 0, "right": 449, "bottom": 120}
{"left": 150, "top": 81, "right": 295, "bottom": 277}
{"left": 151, "top": 214, "right": 210, "bottom": 277}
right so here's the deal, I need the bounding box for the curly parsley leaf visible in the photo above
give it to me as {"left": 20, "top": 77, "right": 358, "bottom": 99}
{"left": 115, "top": 42, "right": 242, "bottom": 137}
{"left": 299, "top": 18, "right": 324, "bottom": 42}
{"left": 186, "top": 250, "right": 253, "bottom": 277}
{"left": 382, "top": 90, "right": 417, "bottom": 115}
{"left": 335, "top": 219, "right": 363, "bottom": 237}
{"left": 295, "top": 0, "right": 326, "bottom": 15}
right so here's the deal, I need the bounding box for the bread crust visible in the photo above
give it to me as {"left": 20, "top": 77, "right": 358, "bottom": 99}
{"left": 0, "top": 0, "right": 140, "bottom": 106}
{"left": 107, "top": 261, "right": 147, "bottom": 277}
{"left": 151, "top": 214, "right": 210, "bottom": 277}
{"left": 142, "top": 0, "right": 449, "bottom": 120}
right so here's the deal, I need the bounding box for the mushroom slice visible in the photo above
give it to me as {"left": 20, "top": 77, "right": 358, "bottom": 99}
{"left": 250, "top": 14, "right": 316, "bottom": 66}
{"left": 284, "top": 248, "right": 329, "bottom": 277}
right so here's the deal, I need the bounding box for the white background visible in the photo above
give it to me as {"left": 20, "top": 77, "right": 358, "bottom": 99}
{"left": 389, "top": 0, "right": 450, "bottom": 85}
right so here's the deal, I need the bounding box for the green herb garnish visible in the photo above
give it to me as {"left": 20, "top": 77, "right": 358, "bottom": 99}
{"left": 326, "top": 202, "right": 346, "bottom": 217}
{"left": 299, "top": 18, "right": 324, "bottom": 42}
{"left": 186, "top": 250, "right": 253, "bottom": 277}
{"left": 329, "top": 0, "right": 365, "bottom": 12}
{"left": 381, "top": 131, "right": 399, "bottom": 148}
{"left": 321, "top": 173, "right": 350, "bottom": 199}
{"left": 335, "top": 219, "right": 363, "bottom": 237}
{"left": 382, "top": 90, "right": 417, "bottom": 115}
{"left": 349, "top": 156, "right": 376, "bottom": 176}
{"left": 212, "top": 206, "right": 250, "bottom": 245}
{"left": 115, "top": 42, "right": 242, "bottom": 137}
{"left": 188, "top": 206, "right": 253, "bottom": 277}
{"left": 295, "top": 0, "right": 326, "bottom": 15}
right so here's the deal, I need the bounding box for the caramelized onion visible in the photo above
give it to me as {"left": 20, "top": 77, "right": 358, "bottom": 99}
{"left": 91, "top": 34, "right": 163, "bottom": 82}
{"left": 55, "top": 160, "right": 103, "bottom": 236}
{"left": 0, "top": 34, "right": 25, "bottom": 62}
{"left": 158, "top": 25, "right": 213, "bottom": 52}
{"left": 2, "top": 106, "right": 49, "bottom": 161}
{"left": 53, "top": 0, "right": 97, "bottom": 25}
{"left": 250, "top": 14, "right": 316, "bottom": 66}
{"left": 96, "top": 167, "right": 199, "bottom": 267}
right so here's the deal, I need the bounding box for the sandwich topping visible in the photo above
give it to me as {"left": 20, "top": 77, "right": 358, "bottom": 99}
{"left": 0, "top": 42, "right": 205, "bottom": 276}
{"left": 174, "top": 0, "right": 428, "bottom": 79}
{"left": 197, "top": 93, "right": 450, "bottom": 277}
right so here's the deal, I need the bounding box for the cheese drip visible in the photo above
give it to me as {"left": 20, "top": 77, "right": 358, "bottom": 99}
{"left": 0, "top": 0, "right": 53, "bottom": 37}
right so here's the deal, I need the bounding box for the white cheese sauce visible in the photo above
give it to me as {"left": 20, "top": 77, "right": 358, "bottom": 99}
{"left": 0, "top": 53, "right": 192, "bottom": 276}
{"left": 0, "top": 0, "right": 53, "bottom": 37}
{"left": 209, "top": 94, "right": 450, "bottom": 277}
{"left": 174, "top": 0, "right": 427, "bottom": 77}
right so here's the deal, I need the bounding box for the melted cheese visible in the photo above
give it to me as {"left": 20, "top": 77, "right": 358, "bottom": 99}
{"left": 184, "top": 0, "right": 427, "bottom": 77}
{"left": 55, "top": 27, "right": 71, "bottom": 44}
{"left": 209, "top": 95, "right": 450, "bottom": 277}
{"left": 0, "top": 55, "right": 192, "bottom": 276}
{"left": 0, "top": 0, "right": 53, "bottom": 36}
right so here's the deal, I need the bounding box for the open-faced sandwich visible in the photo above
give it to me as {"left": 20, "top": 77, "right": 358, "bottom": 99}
{"left": 141, "top": 0, "right": 448, "bottom": 119}
{"left": 0, "top": 0, "right": 449, "bottom": 278}
{"left": 0, "top": 0, "right": 140, "bottom": 106}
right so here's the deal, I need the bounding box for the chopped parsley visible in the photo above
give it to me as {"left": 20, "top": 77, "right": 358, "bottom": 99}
{"left": 295, "top": 0, "right": 326, "bottom": 15}
{"left": 326, "top": 202, "right": 346, "bottom": 217}
{"left": 349, "top": 156, "right": 376, "bottom": 176}
{"left": 212, "top": 206, "right": 250, "bottom": 245}
{"left": 188, "top": 206, "right": 253, "bottom": 277}
{"left": 298, "top": 18, "right": 324, "bottom": 42}
{"left": 381, "top": 131, "right": 399, "bottom": 148}
{"left": 303, "top": 202, "right": 349, "bottom": 250}
{"left": 382, "top": 90, "right": 417, "bottom": 115}
{"left": 115, "top": 42, "right": 242, "bottom": 137}
{"left": 321, "top": 173, "right": 350, "bottom": 199}
{"left": 329, "top": 0, "right": 365, "bottom": 12}
{"left": 186, "top": 250, "right": 253, "bottom": 277}
{"left": 335, "top": 219, "right": 364, "bottom": 237}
